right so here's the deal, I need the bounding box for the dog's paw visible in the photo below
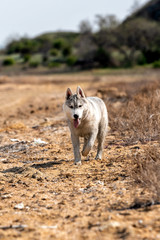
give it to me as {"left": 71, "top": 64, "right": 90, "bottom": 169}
{"left": 82, "top": 149, "right": 90, "bottom": 157}
{"left": 82, "top": 145, "right": 92, "bottom": 157}
{"left": 95, "top": 155, "right": 102, "bottom": 160}
{"left": 74, "top": 160, "right": 81, "bottom": 165}
{"left": 82, "top": 151, "right": 87, "bottom": 157}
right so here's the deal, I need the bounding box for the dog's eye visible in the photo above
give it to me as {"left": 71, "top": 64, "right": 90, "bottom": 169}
{"left": 70, "top": 106, "right": 73, "bottom": 109}
{"left": 78, "top": 105, "right": 82, "bottom": 108}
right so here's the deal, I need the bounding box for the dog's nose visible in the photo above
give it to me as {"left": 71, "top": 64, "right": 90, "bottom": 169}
{"left": 74, "top": 114, "right": 79, "bottom": 119}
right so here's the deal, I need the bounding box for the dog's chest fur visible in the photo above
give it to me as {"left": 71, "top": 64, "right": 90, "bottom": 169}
{"left": 70, "top": 119, "right": 95, "bottom": 137}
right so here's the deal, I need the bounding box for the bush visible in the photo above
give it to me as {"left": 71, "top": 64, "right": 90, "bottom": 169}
{"left": 131, "top": 145, "right": 160, "bottom": 206}
{"left": 94, "top": 48, "right": 111, "bottom": 67}
{"left": 29, "top": 61, "right": 40, "bottom": 68}
{"left": 152, "top": 60, "right": 160, "bottom": 68}
{"left": 137, "top": 53, "right": 147, "bottom": 65}
{"left": 23, "top": 54, "right": 31, "bottom": 63}
{"left": 50, "top": 49, "right": 59, "bottom": 56}
{"left": 2, "top": 58, "right": 15, "bottom": 66}
{"left": 53, "top": 39, "right": 66, "bottom": 50}
{"left": 6, "top": 38, "right": 39, "bottom": 55}
{"left": 48, "top": 62, "right": 61, "bottom": 68}
{"left": 66, "top": 55, "right": 77, "bottom": 66}
{"left": 107, "top": 81, "right": 160, "bottom": 145}
{"left": 120, "top": 87, "right": 159, "bottom": 143}
{"left": 62, "top": 46, "right": 71, "bottom": 57}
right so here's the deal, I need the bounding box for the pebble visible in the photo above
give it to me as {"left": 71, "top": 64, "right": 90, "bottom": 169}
{"left": 14, "top": 203, "right": 24, "bottom": 209}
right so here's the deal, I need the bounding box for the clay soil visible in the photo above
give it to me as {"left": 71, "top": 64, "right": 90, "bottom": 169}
{"left": 0, "top": 70, "right": 160, "bottom": 240}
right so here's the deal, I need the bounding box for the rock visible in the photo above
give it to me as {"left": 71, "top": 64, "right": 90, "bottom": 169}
{"left": 14, "top": 203, "right": 24, "bottom": 209}
{"left": 33, "top": 138, "right": 47, "bottom": 145}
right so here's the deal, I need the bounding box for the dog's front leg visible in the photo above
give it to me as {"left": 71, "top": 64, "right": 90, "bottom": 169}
{"left": 71, "top": 133, "right": 81, "bottom": 165}
{"left": 82, "top": 132, "right": 97, "bottom": 157}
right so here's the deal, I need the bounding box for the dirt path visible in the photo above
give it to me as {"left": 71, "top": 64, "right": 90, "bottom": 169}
{"left": 0, "top": 72, "right": 160, "bottom": 240}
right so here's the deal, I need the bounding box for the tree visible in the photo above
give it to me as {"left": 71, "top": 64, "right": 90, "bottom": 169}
{"left": 92, "top": 15, "right": 119, "bottom": 67}
{"left": 79, "top": 20, "right": 92, "bottom": 34}
{"left": 76, "top": 20, "right": 96, "bottom": 68}
{"left": 95, "top": 14, "right": 119, "bottom": 31}
{"left": 117, "top": 18, "right": 160, "bottom": 65}
{"left": 129, "top": 0, "right": 141, "bottom": 14}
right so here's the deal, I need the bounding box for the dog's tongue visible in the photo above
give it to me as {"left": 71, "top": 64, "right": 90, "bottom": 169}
{"left": 74, "top": 119, "right": 79, "bottom": 128}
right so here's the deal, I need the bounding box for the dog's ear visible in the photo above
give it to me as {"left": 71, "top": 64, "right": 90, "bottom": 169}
{"left": 77, "top": 86, "right": 85, "bottom": 98}
{"left": 66, "top": 88, "right": 73, "bottom": 100}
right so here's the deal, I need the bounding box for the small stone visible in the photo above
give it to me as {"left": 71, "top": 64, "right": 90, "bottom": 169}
{"left": 14, "top": 203, "right": 24, "bottom": 209}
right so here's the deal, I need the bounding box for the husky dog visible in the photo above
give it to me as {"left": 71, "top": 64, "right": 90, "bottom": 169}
{"left": 63, "top": 86, "right": 108, "bottom": 164}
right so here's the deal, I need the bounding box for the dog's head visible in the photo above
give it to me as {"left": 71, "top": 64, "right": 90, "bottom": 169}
{"left": 64, "top": 86, "right": 87, "bottom": 128}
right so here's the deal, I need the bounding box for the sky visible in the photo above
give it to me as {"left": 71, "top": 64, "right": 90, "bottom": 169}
{"left": 0, "top": 0, "right": 149, "bottom": 47}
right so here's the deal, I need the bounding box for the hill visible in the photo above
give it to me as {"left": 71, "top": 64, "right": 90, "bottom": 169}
{"left": 1, "top": 0, "right": 160, "bottom": 72}
{"left": 35, "top": 31, "right": 79, "bottom": 43}
{"left": 125, "top": 0, "right": 160, "bottom": 22}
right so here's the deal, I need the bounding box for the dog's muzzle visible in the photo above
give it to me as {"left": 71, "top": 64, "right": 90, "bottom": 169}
{"left": 73, "top": 114, "right": 80, "bottom": 128}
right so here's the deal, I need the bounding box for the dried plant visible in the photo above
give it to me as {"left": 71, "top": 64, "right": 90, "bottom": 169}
{"left": 131, "top": 145, "right": 160, "bottom": 207}
{"left": 108, "top": 81, "right": 160, "bottom": 144}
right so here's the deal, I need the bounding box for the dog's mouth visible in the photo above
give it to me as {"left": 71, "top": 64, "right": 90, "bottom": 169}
{"left": 73, "top": 118, "right": 80, "bottom": 128}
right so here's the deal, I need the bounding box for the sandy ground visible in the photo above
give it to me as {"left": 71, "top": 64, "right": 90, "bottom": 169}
{"left": 0, "top": 71, "right": 160, "bottom": 240}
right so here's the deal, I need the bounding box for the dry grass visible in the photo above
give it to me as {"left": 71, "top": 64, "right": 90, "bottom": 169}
{"left": 99, "top": 80, "right": 160, "bottom": 208}
{"left": 108, "top": 81, "right": 160, "bottom": 145}
{"left": 130, "top": 144, "right": 160, "bottom": 207}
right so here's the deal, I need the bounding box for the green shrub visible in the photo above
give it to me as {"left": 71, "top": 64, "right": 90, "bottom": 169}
{"left": 29, "top": 61, "right": 40, "bottom": 68}
{"left": 53, "top": 39, "right": 66, "bottom": 50}
{"left": 50, "top": 49, "right": 59, "bottom": 56}
{"left": 152, "top": 60, "right": 160, "bottom": 68}
{"left": 137, "top": 53, "right": 147, "bottom": 65}
{"left": 94, "top": 48, "right": 111, "bottom": 67}
{"left": 66, "top": 55, "right": 77, "bottom": 66}
{"left": 2, "top": 58, "right": 15, "bottom": 66}
{"left": 48, "top": 62, "right": 61, "bottom": 68}
{"left": 62, "top": 46, "right": 71, "bottom": 57}
{"left": 23, "top": 54, "right": 31, "bottom": 63}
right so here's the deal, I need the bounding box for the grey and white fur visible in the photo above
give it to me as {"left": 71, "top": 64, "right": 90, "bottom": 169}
{"left": 63, "top": 86, "right": 108, "bottom": 164}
